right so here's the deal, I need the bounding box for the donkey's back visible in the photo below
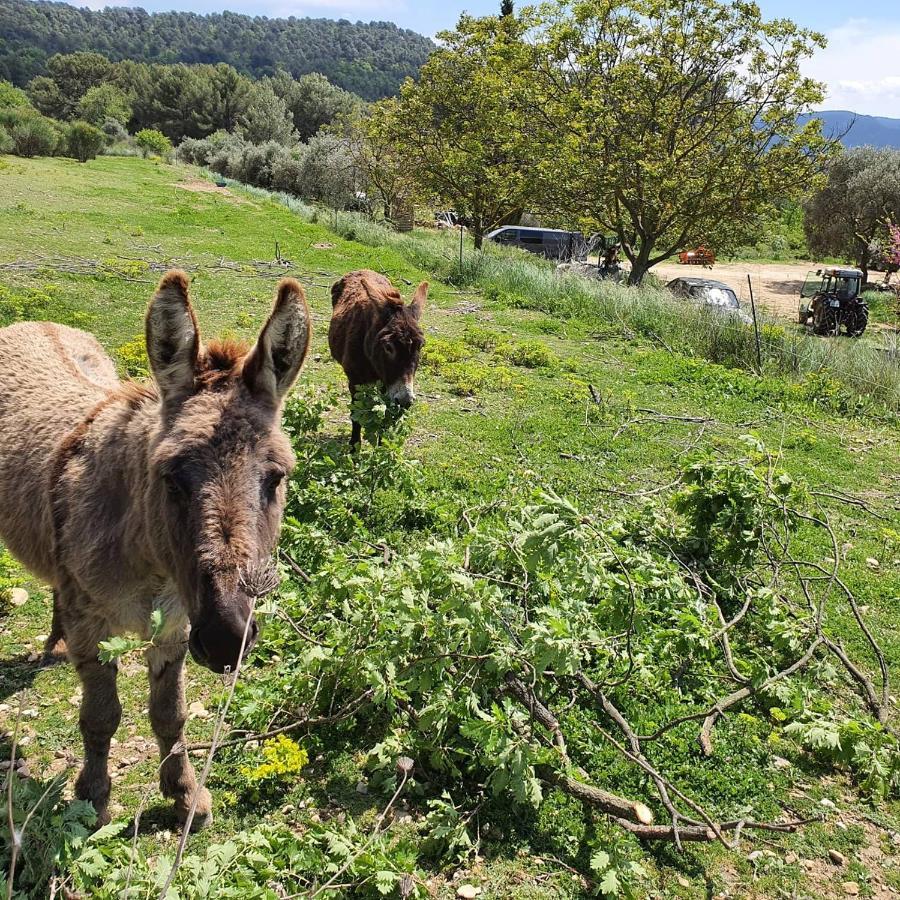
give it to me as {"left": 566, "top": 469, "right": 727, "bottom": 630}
{"left": 0, "top": 321, "right": 119, "bottom": 580}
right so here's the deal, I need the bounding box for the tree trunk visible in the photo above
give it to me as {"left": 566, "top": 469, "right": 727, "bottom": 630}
{"left": 627, "top": 242, "right": 653, "bottom": 285}
{"left": 473, "top": 230, "right": 484, "bottom": 250}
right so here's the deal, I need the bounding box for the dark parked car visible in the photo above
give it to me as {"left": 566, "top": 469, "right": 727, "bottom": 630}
{"left": 666, "top": 277, "right": 752, "bottom": 324}
{"left": 486, "top": 226, "right": 586, "bottom": 261}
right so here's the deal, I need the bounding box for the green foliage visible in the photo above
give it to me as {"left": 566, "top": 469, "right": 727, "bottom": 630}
{"left": 0, "top": 772, "right": 98, "bottom": 899}
{"left": 0, "top": 283, "right": 87, "bottom": 328}
{"left": 97, "top": 609, "right": 164, "bottom": 663}
{"left": 4, "top": 111, "right": 57, "bottom": 157}
{"left": 68, "top": 819, "right": 428, "bottom": 899}
{"left": 1, "top": 1, "right": 432, "bottom": 102}
{"left": 805, "top": 147, "right": 900, "bottom": 272}
{"left": 0, "top": 546, "right": 22, "bottom": 609}
{"left": 134, "top": 128, "right": 172, "bottom": 159}
{"left": 75, "top": 83, "right": 131, "bottom": 127}
{"left": 238, "top": 80, "right": 296, "bottom": 146}
{"left": 785, "top": 714, "right": 900, "bottom": 801}
{"left": 0, "top": 124, "right": 10, "bottom": 154}
{"left": 0, "top": 79, "right": 29, "bottom": 109}
{"left": 240, "top": 735, "right": 309, "bottom": 798}
{"left": 65, "top": 120, "right": 104, "bottom": 162}
{"left": 518, "top": 0, "right": 833, "bottom": 282}
{"left": 372, "top": 14, "right": 534, "bottom": 246}
{"left": 732, "top": 202, "right": 810, "bottom": 261}
{"left": 673, "top": 440, "right": 782, "bottom": 572}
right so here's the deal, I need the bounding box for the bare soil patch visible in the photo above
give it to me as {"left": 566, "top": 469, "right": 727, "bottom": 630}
{"left": 653, "top": 260, "right": 816, "bottom": 321}
{"left": 174, "top": 177, "right": 244, "bottom": 202}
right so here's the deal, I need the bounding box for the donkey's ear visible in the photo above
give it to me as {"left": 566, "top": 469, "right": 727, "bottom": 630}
{"left": 409, "top": 281, "right": 428, "bottom": 321}
{"left": 146, "top": 270, "right": 200, "bottom": 404}
{"left": 243, "top": 277, "right": 311, "bottom": 402}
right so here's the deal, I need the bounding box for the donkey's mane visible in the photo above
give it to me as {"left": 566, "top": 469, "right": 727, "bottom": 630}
{"left": 196, "top": 339, "right": 250, "bottom": 390}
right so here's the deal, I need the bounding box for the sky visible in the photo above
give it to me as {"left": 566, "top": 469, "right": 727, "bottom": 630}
{"left": 67, "top": 0, "right": 900, "bottom": 117}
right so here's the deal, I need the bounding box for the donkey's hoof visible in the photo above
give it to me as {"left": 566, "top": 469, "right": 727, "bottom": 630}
{"left": 175, "top": 786, "right": 213, "bottom": 831}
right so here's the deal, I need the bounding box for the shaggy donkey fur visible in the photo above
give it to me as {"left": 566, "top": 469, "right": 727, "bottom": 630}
{"left": 0, "top": 270, "right": 310, "bottom": 826}
{"left": 328, "top": 269, "right": 427, "bottom": 444}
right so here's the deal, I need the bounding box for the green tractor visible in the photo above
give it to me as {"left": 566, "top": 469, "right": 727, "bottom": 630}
{"left": 798, "top": 266, "right": 868, "bottom": 337}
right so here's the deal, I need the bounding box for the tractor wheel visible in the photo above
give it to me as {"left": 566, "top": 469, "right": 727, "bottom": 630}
{"left": 846, "top": 303, "right": 869, "bottom": 337}
{"left": 813, "top": 305, "right": 837, "bottom": 336}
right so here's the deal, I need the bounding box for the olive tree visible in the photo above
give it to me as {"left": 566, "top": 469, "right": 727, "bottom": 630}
{"left": 523, "top": 0, "right": 834, "bottom": 283}
{"left": 804, "top": 147, "right": 900, "bottom": 280}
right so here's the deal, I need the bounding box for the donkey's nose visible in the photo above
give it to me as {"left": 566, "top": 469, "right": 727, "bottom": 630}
{"left": 386, "top": 380, "right": 415, "bottom": 408}
{"left": 189, "top": 609, "right": 258, "bottom": 674}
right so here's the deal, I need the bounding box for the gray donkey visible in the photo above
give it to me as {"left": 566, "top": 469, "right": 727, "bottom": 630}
{"left": 0, "top": 270, "right": 311, "bottom": 826}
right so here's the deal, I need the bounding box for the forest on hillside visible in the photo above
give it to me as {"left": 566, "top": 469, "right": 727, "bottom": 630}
{"left": 0, "top": 0, "right": 433, "bottom": 100}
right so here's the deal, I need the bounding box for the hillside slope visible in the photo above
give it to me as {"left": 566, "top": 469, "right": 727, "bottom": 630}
{"left": 801, "top": 110, "right": 900, "bottom": 149}
{"left": 0, "top": 0, "right": 434, "bottom": 100}
{"left": 0, "top": 155, "right": 898, "bottom": 898}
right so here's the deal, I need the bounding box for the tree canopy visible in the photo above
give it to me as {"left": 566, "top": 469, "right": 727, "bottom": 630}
{"left": 373, "top": 15, "right": 535, "bottom": 248}
{"left": 520, "top": 0, "right": 833, "bottom": 282}
{"left": 804, "top": 147, "right": 900, "bottom": 278}
{"left": 0, "top": 0, "right": 433, "bottom": 101}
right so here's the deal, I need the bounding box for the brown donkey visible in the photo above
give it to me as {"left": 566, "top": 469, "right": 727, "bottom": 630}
{"left": 328, "top": 269, "right": 427, "bottom": 445}
{"left": 0, "top": 270, "right": 310, "bottom": 827}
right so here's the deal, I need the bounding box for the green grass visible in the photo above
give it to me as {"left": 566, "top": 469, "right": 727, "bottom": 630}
{"left": 1, "top": 155, "right": 899, "bottom": 898}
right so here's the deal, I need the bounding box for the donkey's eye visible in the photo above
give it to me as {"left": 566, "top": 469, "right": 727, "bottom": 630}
{"left": 164, "top": 468, "right": 192, "bottom": 499}
{"left": 384, "top": 343, "right": 397, "bottom": 359}
{"left": 263, "top": 471, "right": 285, "bottom": 504}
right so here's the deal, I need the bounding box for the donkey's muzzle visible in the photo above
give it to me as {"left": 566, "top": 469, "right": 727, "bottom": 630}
{"left": 189, "top": 606, "right": 259, "bottom": 674}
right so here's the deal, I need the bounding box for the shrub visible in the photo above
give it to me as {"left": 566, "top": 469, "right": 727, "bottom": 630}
{"left": 100, "top": 118, "right": 128, "bottom": 143}
{"left": 66, "top": 120, "right": 105, "bottom": 162}
{"left": 0, "top": 124, "right": 10, "bottom": 155}
{"left": 135, "top": 128, "right": 172, "bottom": 160}
{"left": 496, "top": 337, "right": 556, "bottom": 368}
{"left": 7, "top": 113, "right": 57, "bottom": 158}
{"left": 115, "top": 335, "right": 149, "bottom": 378}
{"left": 0, "top": 80, "right": 30, "bottom": 110}
{"left": 270, "top": 147, "right": 306, "bottom": 193}
{"left": 233, "top": 140, "right": 282, "bottom": 188}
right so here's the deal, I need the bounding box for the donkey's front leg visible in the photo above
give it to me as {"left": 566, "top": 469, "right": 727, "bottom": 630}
{"left": 146, "top": 641, "right": 212, "bottom": 829}
{"left": 71, "top": 652, "right": 122, "bottom": 826}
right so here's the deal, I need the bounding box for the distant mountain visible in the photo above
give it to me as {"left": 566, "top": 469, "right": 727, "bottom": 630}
{"left": 800, "top": 110, "right": 900, "bottom": 149}
{"left": 0, "top": 0, "right": 435, "bottom": 101}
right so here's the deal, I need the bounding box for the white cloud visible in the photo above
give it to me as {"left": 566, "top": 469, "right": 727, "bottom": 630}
{"left": 804, "top": 19, "right": 900, "bottom": 117}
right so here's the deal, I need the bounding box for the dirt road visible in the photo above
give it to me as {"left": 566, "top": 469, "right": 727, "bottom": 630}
{"left": 652, "top": 260, "right": 815, "bottom": 321}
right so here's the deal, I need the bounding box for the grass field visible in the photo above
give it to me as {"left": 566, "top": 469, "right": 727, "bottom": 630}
{"left": 1, "top": 155, "right": 899, "bottom": 898}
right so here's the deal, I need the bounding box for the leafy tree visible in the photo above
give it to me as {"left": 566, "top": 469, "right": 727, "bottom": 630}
{"left": 522, "top": 0, "right": 834, "bottom": 283}
{"left": 347, "top": 103, "right": 419, "bottom": 221}
{"left": 66, "top": 120, "right": 104, "bottom": 162}
{"left": 377, "top": 14, "right": 533, "bottom": 248}
{"left": 271, "top": 71, "right": 361, "bottom": 142}
{"left": 42, "top": 51, "right": 112, "bottom": 118}
{"left": 76, "top": 83, "right": 131, "bottom": 127}
{"left": 296, "top": 131, "right": 357, "bottom": 207}
{"left": 238, "top": 80, "right": 296, "bottom": 146}
{"left": 135, "top": 127, "right": 171, "bottom": 159}
{"left": 501, "top": 0, "right": 514, "bottom": 15}
{"left": 25, "top": 74, "right": 64, "bottom": 119}
{"left": 206, "top": 63, "right": 252, "bottom": 133}
{"left": 804, "top": 148, "right": 900, "bottom": 280}
{"left": 0, "top": 80, "right": 29, "bottom": 109}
